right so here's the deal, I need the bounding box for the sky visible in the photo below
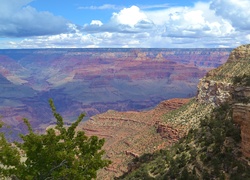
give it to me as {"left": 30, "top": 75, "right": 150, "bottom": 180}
{"left": 0, "top": 0, "right": 250, "bottom": 48}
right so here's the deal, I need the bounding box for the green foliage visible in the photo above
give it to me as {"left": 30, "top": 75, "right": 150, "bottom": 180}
{"left": 0, "top": 99, "right": 111, "bottom": 180}
{"left": 118, "top": 102, "right": 250, "bottom": 179}
{"left": 233, "top": 74, "right": 250, "bottom": 86}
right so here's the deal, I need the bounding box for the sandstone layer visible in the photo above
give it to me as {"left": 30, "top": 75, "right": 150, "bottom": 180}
{"left": 233, "top": 86, "right": 250, "bottom": 158}
{"left": 233, "top": 103, "right": 250, "bottom": 158}
{"left": 78, "top": 98, "right": 190, "bottom": 179}
{"left": 0, "top": 48, "right": 231, "bottom": 139}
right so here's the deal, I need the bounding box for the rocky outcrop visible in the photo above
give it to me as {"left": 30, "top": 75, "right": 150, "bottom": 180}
{"left": 197, "top": 79, "right": 234, "bottom": 106}
{"left": 155, "top": 121, "right": 180, "bottom": 140}
{"left": 233, "top": 103, "right": 250, "bottom": 158}
{"left": 196, "top": 44, "right": 250, "bottom": 158}
{"left": 234, "top": 87, "right": 250, "bottom": 102}
{"left": 196, "top": 44, "right": 250, "bottom": 105}
{"left": 232, "top": 86, "right": 250, "bottom": 158}
{"left": 197, "top": 80, "right": 250, "bottom": 158}
{"left": 228, "top": 44, "right": 250, "bottom": 62}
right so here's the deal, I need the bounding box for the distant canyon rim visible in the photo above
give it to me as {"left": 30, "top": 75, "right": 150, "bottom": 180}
{"left": 0, "top": 48, "right": 232, "bottom": 138}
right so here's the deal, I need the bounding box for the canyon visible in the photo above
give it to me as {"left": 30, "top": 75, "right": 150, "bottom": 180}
{"left": 80, "top": 45, "right": 250, "bottom": 179}
{"left": 1, "top": 45, "right": 249, "bottom": 179}
{"left": 79, "top": 98, "right": 190, "bottom": 178}
{"left": 0, "top": 48, "right": 231, "bottom": 137}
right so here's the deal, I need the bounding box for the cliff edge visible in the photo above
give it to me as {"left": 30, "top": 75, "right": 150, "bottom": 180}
{"left": 197, "top": 44, "right": 250, "bottom": 158}
{"left": 119, "top": 44, "right": 250, "bottom": 180}
{"left": 197, "top": 44, "right": 250, "bottom": 106}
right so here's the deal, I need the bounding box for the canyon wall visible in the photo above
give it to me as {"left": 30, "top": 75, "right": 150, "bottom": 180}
{"left": 196, "top": 44, "right": 250, "bottom": 158}
{"left": 233, "top": 86, "right": 250, "bottom": 158}
{"left": 0, "top": 48, "right": 231, "bottom": 138}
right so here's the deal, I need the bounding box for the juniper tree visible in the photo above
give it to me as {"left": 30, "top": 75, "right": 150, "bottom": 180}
{"left": 0, "top": 99, "right": 111, "bottom": 180}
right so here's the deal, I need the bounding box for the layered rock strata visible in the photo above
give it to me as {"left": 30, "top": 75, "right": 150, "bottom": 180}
{"left": 78, "top": 98, "right": 190, "bottom": 179}
{"left": 233, "top": 103, "right": 250, "bottom": 158}
{"left": 233, "top": 86, "right": 250, "bottom": 158}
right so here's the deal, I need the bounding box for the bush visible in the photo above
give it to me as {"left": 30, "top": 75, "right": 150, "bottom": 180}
{"left": 0, "top": 99, "right": 111, "bottom": 180}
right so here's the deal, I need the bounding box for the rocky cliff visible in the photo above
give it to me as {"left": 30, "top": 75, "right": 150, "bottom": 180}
{"left": 118, "top": 44, "right": 250, "bottom": 179}
{"left": 196, "top": 44, "right": 250, "bottom": 158}
{"left": 233, "top": 103, "right": 250, "bottom": 158}
{"left": 197, "top": 45, "right": 250, "bottom": 105}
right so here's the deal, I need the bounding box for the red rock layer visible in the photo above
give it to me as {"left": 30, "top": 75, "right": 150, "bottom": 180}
{"left": 78, "top": 98, "right": 190, "bottom": 179}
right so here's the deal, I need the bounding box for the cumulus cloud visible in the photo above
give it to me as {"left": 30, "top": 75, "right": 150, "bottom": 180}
{"left": 0, "top": 0, "right": 70, "bottom": 37}
{"left": 90, "top": 20, "right": 103, "bottom": 26}
{"left": 1, "top": 1, "right": 250, "bottom": 48}
{"left": 210, "top": 0, "right": 250, "bottom": 30}
{"left": 84, "top": 2, "right": 249, "bottom": 47}
{"left": 83, "top": 6, "right": 155, "bottom": 33}
{"left": 162, "top": 2, "right": 235, "bottom": 38}
{"left": 111, "top": 6, "right": 149, "bottom": 27}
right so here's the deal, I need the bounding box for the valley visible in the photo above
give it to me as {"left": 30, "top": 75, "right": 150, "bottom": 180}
{"left": 0, "top": 48, "right": 231, "bottom": 137}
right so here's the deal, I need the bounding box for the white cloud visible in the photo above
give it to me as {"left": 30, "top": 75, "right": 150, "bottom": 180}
{"left": 0, "top": 0, "right": 70, "bottom": 37}
{"left": 146, "top": 2, "right": 235, "bottom": 39}
{"left": 83, "top": 6, "right": 155, "bottom": 34}
{"left": 1, "top": 2, "right": 250, "bottom": 48}
{"left": 111, "top": 6, "right": 148, "bottom": 27}
{"left": 210, "top": 0, "right": 250, "bottom": 30}
{"left": 90, "top": 20, "right": 103, "bottom": 26}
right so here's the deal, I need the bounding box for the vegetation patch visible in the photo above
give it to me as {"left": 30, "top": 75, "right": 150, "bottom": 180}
{"left": 0, "top": 99, "right": 111, "bottom": 180}
{"left": 118, "top": 103, "right": 250, "bottom": 179}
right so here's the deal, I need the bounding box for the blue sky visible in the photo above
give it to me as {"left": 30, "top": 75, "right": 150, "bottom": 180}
{"left": 0, "top": 0, "right": 250, "bottom": 48}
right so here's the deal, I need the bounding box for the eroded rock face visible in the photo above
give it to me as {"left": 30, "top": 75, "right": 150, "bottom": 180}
{"left": 233, "top": 104, "right": 250, "bottom": 158}
{"left": 228, "top": 44, "right": 250, "bottom": 62}
{"left": 196, "top": 44, "right": 250, "bottom": 106}
{"left": 196, "top": 44, "right": 250, "bottom": 158}
{"left": 155, "top": 121, "right": 180, "bottom": 140}
{"left": 234, "top": 87, "right": 250, "bottom": 101}
{"left": 196, "top": 79, "right": 234, "bottom": 106}
{"left": 232, "top": 86, "right": 250, "bottom": 158}
{"left": 78, "top": 98, "right": 190, "bottom": 179}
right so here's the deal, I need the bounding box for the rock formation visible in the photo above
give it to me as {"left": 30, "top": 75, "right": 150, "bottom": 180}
{"left": 233, "top": 85, "right": 250, "bottom": 158}
{"left": 117, "top": 45, "right": 250, "bottom": 180}
{"left": 233, "top": 103, "right": 250, "bottom": 158}
{"left": 78, "top": 98, "right": 190, "bottom": 179}
{"left": 0, "top": 48, "right": 231, "bottom": 139}
{"left": 197, "top": 44, "right": 250, "bottom": 158}
{"left": 197, "top": 79, "right": 233, "bottom": 106}
{"left": 228, "top": 44, "right": 250, "bottom": 62}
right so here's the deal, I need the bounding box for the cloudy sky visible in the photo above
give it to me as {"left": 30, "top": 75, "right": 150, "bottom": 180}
{"left": 0, "top": 0, "right": 250, "bottom": 48}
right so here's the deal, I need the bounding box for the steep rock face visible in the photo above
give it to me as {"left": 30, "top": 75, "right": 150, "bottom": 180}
{"left": 233, "top": 86, "right": 250, "bottom": 158}
{"left": 233, "top": 103, "right": 250, "bottom": 158}
{"left": 196, "top": 44, "right": 250, "bottom": 158}
{"left": 228, "top": 44, "right": 250, "bottom": 62}
{"left": 197, "top": 79, "right": 233, "bottom": 106}
{"left": 197, "top": 44, "right": 250, "bottom": 105}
